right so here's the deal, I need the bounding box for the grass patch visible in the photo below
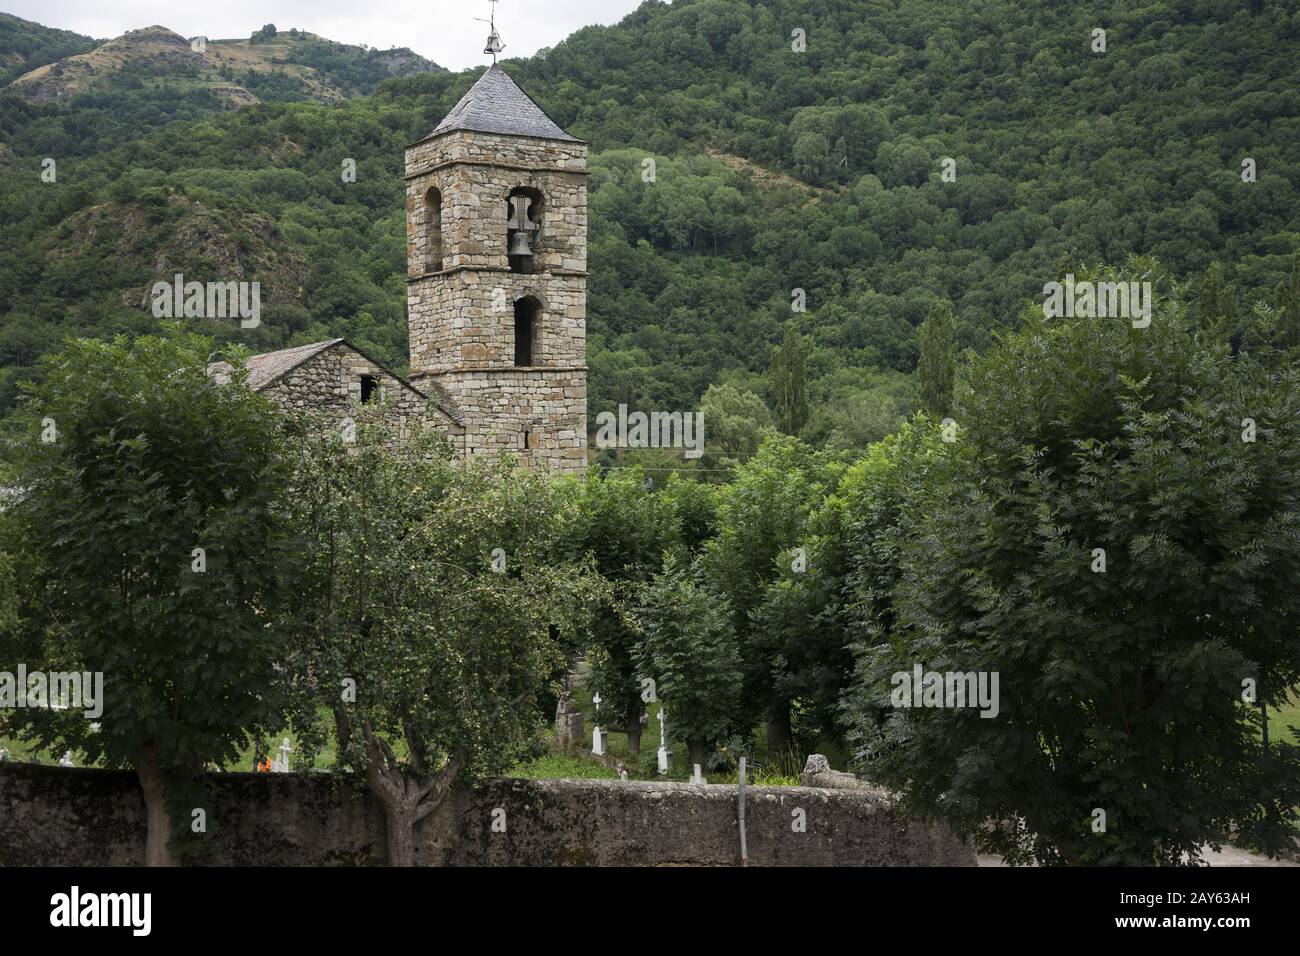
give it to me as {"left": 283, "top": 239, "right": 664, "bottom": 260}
{"left": 1269, "top": 694, "right": 1300, "bottom": 746}
{"left": 562, "top": 680, "right": 804, "bottom": 785}
{"left": 510, "top": 752, "right": 618, "bottom": 780}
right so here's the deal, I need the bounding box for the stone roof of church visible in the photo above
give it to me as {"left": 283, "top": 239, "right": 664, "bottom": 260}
{"left": 427, "top": 63, "right": 579, "bottom": 142}
{"left": 207, "top": 338, "right": 465, "bottom": 426}
{"left": 208, "top": 339, "right": 342, "bottom": 391}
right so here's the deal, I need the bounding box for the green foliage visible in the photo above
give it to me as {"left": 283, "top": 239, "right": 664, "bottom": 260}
{"left": 0, "top": 532, "right": 17, "bottom": 635}
{"left": 839, "top": 421, "right": 947, "bottom": 649}
{"left": 917, "top": 300, "right": 956, "bottom": 419}
{"left": 697, "top": 382, "right": 775, "bottom": 470}
{"left": 0, "top": 329, "right": 293, "bottom": 861}
{"left": 3, "top": 0, "right": 1296, "bottom": 458}
{"left": 280, "top": 415, "right": 608, "bottom": 862}
{"left": 631, "top": 554, "right": 744, "bottom": 754}
{"left": 771, "top": 323, "right": 809, "bottom": 436}
{"left": 844, "top": 271, "right": 1300, "bottom": 865}
{"left": 0, "top": 13, "right": 95, "bottom": 85}
{"left": 568, "top": 466, "right": 683, "bottom": 738}
{"left": 567, "top": 467, "right": 717, "bottom": 745}
{"left": 284, "top": 420, "right": 607, "bottom": 785}
{"left": 510, "top": 751, "right": 617, "bottom": 780}
{"left": 705, "top": 437, "right": 836, "bottom": 753}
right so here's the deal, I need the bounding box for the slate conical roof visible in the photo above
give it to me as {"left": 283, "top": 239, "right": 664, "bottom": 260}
{"left": 428, "top": 64, "right": 578, "bottom": 142}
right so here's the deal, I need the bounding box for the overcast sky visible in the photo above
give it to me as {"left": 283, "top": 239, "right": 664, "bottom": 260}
{"left": 2, "top": 0, "right": 649, "bottom": 72}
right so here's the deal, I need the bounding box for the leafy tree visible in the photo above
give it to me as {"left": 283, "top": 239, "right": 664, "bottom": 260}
{"left": 750, "top": 467, "right": 863, "bottom": 757}
{"left": 568, "top": 467, "right": 677, "bottom": 753}
{"left": 839, "top": 422, "right": 945, "bottom": 653}
{"left": 0, "top": 527, "right": 17, "bottom": 636}
{"left": 916, "top": 300, "right": 956, "bottom": 419}
{"left": 771, "top": 323, "right": 809, "bottom": 436}
{"left": 1194, "top": 261, "right": 1237, "bottom": 343}
{"left": 846, "top": 274, "right": 1300, "bottom": 865}
{"left": 3, "top": 330, "right": 293, "bottom": 865}
{"left": 568, "top": 468, "right": 718, "bottom": 754}
{"left": 704, "top": 437, "right": 829, "bottom": 762}
{"left": 284, "top": 419, "right": 606, "bottom": 865}
{"left": 697, "top": 383, "right": 775, "bottom": 470}
{"left": 792, "top": 132, "right": 831, "bottom": 182}
{"left": 631, "top": 554, "right": 744, "bottom": 768}
{"left": 1275, "top": 252, "right": 1300, "bottom": 352}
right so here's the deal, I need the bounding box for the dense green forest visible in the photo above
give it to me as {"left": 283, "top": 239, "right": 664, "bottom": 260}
{"left": 1, "top": 0, "right": 1299, "bottom": 453}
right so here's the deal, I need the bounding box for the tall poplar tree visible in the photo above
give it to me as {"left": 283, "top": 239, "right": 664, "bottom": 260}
{"left": 771, "top": 324, "right": 809, "bottom": 437}
{"left": 916, "top": 300, "right": 956, "bottom": 419}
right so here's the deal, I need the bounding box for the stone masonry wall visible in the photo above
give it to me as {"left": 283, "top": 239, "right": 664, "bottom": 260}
{"left": 413, "top": 368, "right": 587, "bottom": 473}
{"left": 260, "top": 343, "right": 463, "bottom": 452}
{"left": 0, "top": 763, "right": 976, "bottom": 867}
{"left": 405, "top": 130, "right": 588, "bottom": 277}
{"left": 441, "top": 778, "right": 978, "bottom": 867}
{"left": 407, "top": 271, "right": 586, "bottom": 372}
{"left": 404, "top": 128, "right": 587, "bottom": 477}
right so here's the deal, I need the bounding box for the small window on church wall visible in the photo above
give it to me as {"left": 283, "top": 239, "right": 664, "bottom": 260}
{"left": 522, "top": 429, "right": 534, "bottom": 450}
{"left": 514, "top": 297, "right": 541, "bottom": 366}
{"left": 424, "top": 187, "right": 443, "bottom": 273}
{"left": 506, "top": 187, "right": 543, "bottom": 275}
{"left": 360, "top": 375, "right": 377, "bottom": 404}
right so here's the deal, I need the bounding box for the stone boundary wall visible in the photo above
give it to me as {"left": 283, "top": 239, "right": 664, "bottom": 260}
{"left": 445, "top": 777, "right": 977, "bottom": 866}
{"left": 0, "top": 763, "right": 975, "bottom": 867}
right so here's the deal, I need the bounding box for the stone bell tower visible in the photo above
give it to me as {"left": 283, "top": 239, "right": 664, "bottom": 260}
{"left": 404, "top": 64, "right": 588, "bottom": 475}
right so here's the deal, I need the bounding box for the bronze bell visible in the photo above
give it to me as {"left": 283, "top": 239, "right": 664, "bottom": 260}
{"left": 508, "top": 230, "right": 533, "bottom": 257}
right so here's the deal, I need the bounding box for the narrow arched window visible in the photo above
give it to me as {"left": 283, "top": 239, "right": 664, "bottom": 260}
{"left": 424, "top": 186, "right": 443, "bottom": 273}
{"left": 506, "top": 187, "right": 544, "bottom": 274}
{"left": 514, "top": 296, "right": 541, "bottom": 366}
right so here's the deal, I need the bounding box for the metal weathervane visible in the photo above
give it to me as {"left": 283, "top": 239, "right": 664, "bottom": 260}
{"left": 477, "top": 0, "right": 506, "bottom": 62}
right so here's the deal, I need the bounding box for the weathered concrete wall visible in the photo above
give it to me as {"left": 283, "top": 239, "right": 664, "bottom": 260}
{"left": 0, "top": 763, "right": 975, "bottom": 867}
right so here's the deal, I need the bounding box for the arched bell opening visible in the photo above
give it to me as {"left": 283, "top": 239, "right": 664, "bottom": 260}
{"left": 506, "top": 187, "right": 544, "bottom": 275}
{"left": 513, "top": 296, "right": 542, "bottom": 366}
{"left": 424, "top": 186, "right": 443, "bottom": 273}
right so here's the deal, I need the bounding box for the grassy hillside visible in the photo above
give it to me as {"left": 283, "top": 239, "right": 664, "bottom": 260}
{"left": 0, "top": 18, "right": 444, "bottom": 161}
{"left": 1, "top": 0, "right": 1298, "bottom": 449}
{"left": 5, "top": 22, "right": 444, "bottom": 105}
{"left": 0, "top": 12, "right": 95, "bottom": 86}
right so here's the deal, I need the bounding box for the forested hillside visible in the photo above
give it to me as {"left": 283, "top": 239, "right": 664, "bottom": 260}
{"left": 1, "top": 0, "right": 1298, "bottom": 451}
{"left": 0, "top": 12, "right": 95, "bottom": 85}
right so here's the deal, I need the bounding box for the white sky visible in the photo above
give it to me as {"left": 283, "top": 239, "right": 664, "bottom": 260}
{"left": 1, "top": 0, "right": 650, "bottom": 72}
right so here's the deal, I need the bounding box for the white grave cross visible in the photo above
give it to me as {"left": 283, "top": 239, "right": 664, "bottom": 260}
{"left": 656, "top": 707, "right": 670, "bottom": 775}
{"left": 591, "top": 693, "right": 604, "bottom": 756}
{"left": 274, "top": 737, "right": 293, "bottom": 773}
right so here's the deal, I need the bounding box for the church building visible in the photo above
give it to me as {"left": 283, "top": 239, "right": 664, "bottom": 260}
{"left": 215, "top": 63, "right": 589, "bottom": 476}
